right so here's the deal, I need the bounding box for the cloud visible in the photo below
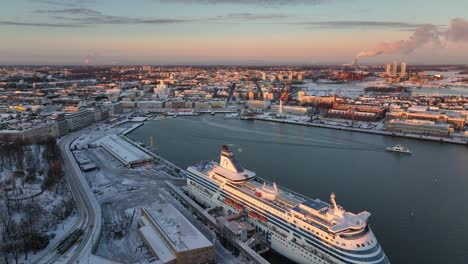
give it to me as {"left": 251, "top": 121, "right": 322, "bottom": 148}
{"left": 33, "top": 8, "right": 191, "bottom": 25}
{"left": 446, "top": 18, "right": 468, "bottom": 42}
{"left": 356, "top": 18, "right": 468, "bottom": 58}
{"left": 35, "top": 8, "right": 102, "bottom": 16}
{"left": 0, "top": 20, "right": 85, "bottom": 28}
{"left": 158, "top": 0, "right": 329, "bottom": 5}
{"left": 52, "top": 15, "right": 190, "bottom": 25}
{"left": 300, "top": 21, "right": 439, "bottom": 30}
{"left": 211, "top": 13, "right": 288, "bottom": 21}
{"left": 30, "top": 0, "right": 95, "bottom": 7}
{"left": 32, "top": 7, "right": 286, "bottom": 26}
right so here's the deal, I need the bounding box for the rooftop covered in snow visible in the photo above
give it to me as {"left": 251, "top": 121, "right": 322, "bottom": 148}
{"left": 95, "top": 134, "right": 153, "bottom": 167}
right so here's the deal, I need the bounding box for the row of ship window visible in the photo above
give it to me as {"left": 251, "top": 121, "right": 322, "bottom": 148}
{"left": 189, "top": 181, "right": 212, "bottom": 197}
{"left": 292, "top": 219, "right": 349, "bottom": 248}
{"left": 272, "top": 232, "right": 325, "bottom": 263}
{"left": 294, "top": 219, "right": 376, "bottom": 250}
{"left": 356, "top": 240, "right": 374, "bottom": 248}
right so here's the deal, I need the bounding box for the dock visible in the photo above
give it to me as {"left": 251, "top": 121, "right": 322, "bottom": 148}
{"left": 245, "top": 116, "right": 468, "bottom": 146}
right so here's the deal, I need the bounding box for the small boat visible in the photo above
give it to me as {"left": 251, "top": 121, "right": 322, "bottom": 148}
{"left": 224, "top": 113, "right": 240, "bottom": 119}
{"left": 210, "top": 110, "right": 215, "bottom": 115}
{"left": 386, "top": 144, "right": 412, "bottom": 154}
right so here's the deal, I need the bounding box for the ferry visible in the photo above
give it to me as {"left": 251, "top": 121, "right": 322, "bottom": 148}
{"left": 386, "top": 145, "right": 411, "bottom": 154}
{"left": 166, "top": 109, "right": 200, "bottom": 117}
{"left": 224, "top": 112, "right": 240, "bottom": 119}
{"left": 186, "top": 145, "right": 389, "bottom": 264}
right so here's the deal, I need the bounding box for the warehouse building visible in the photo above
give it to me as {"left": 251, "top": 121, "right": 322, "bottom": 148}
{"left": 138, "top": 204, "right": 214, "bottom": 264}
{"left": 95, "top": 134, "right": 153, "bottom": 167}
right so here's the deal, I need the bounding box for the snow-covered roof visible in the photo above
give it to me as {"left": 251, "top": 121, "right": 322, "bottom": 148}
{"left": 139, "top": 225, "right": 176, "bottom": 263}
{"left": 145, "top": 204, "right": 213, "bottom": 252}
{"left": 95, "top": 134, "right": 153, "bottom": 166}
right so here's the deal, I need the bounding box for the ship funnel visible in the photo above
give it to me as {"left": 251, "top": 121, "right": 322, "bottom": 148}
{"left": 220, "top": 145, "right": 244, "bottom": 173}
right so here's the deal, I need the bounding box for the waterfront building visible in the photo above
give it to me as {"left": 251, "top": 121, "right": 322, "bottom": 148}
{"left": 326, "top": 109, "right": 378, "bottom": 122}
{"left": 297, "top": 91, "right": 335, "bottom": 108}
{"left": 194, "top": 101, "right": 210, "bottom": 110}
{"left": 137, "top": 100, "right": 164, "bottom": 109}
{"left": 209, "top": 100, "right": 226, "bottom": 108}
{"left": 248, "top": 100, "right": 271, "bottom": 111}
{"left": 386, "top": 111, "right": 465, "bottom": 130}
{"left": 385, "top": 119, "right": 453, "bottom": 137}
{"left": 270, "top": 105, "right": 312, "bottom": 116}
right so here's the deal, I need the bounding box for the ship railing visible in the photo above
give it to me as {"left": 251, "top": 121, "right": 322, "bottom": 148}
{"left": 255, "top": 176, "right": 312, "bottom": 203}
{"left": 338, "top": 226, "right": 370, "bottom": 240}
{"left": 225, "top": 182, "right": 287, "bottom": 214}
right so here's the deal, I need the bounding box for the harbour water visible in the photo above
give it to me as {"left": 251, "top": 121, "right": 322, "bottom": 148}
{"left": 128, "top": 115, "right": 468, "bottom": 264}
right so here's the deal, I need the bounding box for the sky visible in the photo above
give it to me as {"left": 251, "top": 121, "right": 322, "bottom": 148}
{"left": 0, "top": 0, "right": 467, "bottom": 65}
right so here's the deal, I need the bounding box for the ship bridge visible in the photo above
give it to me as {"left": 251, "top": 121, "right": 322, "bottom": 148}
{"left": 292, "top": 194, "right": 371, "bottom": 235}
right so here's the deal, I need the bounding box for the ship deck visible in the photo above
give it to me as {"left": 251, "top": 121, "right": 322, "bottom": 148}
{"left": 190, "top": 161, "right": 370, "bottom": 234}
{"left": 191, "top": 162, "right": 334, "bottom": 226}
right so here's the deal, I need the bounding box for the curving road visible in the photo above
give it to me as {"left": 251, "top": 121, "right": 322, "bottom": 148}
{"left": 34, "top": 132, "right": 102, "bottom": 264}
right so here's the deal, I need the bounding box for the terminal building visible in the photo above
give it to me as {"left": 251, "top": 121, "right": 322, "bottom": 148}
{"left": 270, "top": 104, "right": 312, "bottom": 116}
{"left": 386, "top": 110, "right": 465, "bottom": 131}
{"left": 385, "top": 119, "right": 454, "bottom": 137}
{"left": 94, "top": 134, "right": 153, "bottom": 168}
{"left": 138, "top": 204, "right": 214, "bottom": 264}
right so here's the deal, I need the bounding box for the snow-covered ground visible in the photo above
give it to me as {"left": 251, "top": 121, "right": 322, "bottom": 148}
{"left": 0, "top": 142, "right": 77, "bottom": 264}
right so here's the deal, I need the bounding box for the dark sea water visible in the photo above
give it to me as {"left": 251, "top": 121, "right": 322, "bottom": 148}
{"left": 128, "top": 115, "right": 468, "bottom": 264}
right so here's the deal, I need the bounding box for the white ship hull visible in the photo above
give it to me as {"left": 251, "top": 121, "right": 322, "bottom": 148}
{"left": 187, "top": 183, "right": 326, "bottom": 264}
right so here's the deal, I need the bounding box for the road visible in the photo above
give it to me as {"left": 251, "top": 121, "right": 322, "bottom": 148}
{"left": 34, "top": 131, "right": 102, "bottom": 264}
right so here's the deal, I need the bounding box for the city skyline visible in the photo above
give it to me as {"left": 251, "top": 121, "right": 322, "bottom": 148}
{"left": 1, "top": 0, "right": 468, "bottom": 65}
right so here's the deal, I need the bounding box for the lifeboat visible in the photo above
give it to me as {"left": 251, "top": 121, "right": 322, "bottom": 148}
{"left": 224, "top": 198, "right": 234, "bottom": 205}
{"left": 233, "top": 203, "right": 244, "bottom": 211}
{"left": 248, "top": 211, "right": 260, "bottom": 219}
{"left": 260, "top": 216, "right": 268, "bottom": 223}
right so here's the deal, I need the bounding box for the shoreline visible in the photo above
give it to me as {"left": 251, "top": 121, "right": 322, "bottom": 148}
{"left": 242, "top": 116, "right": 468, "bottom": 146}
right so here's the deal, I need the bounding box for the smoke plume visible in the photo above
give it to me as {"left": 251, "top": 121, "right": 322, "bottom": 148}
{"left": 446, "top": 18, "right": 468, "bottom": 42}
{"left": 356, "top": 18, "right": 468, "bottom": 59}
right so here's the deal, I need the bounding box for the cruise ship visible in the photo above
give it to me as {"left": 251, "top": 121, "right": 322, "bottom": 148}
{"left": 186, "top": 146, "right": 389, "bottom": 264}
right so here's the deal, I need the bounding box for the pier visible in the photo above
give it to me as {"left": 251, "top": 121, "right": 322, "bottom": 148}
{"left": 244, "top": 116, "right": 468, "bottom": 146}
